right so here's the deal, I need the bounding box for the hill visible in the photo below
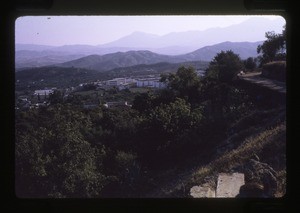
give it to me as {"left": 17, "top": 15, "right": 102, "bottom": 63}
{"left": 15, "top": 41, "right": 262, "bottom": 70}
{"left": 103, "top": 61, "right": 209, "bottom": 78}
{"left": 15, "top": 67, "right": 101, "bottom": 90}
{"left": 55, "top": 41, "right": 260, "bottom": 71}
{"left": 15, "top": 50, "right": 86, "bottom": 69}
{"left": 15, "top": 60, "right": 209, "bottom": 90}
{"left": 182, "top": 41, "right": 263, "bottom": 61}
{"left": 57, "top": 50, "right": 188, "bottom": 71}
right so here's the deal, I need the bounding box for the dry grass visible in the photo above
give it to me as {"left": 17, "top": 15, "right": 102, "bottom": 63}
{"left": 191, "top": 121, "right": 285, "bottom": 185}
{"left": 145, "top": 108, "right": 286, "bottom": 198}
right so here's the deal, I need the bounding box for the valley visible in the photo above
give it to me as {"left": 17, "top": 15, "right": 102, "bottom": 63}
{"left": 14, "top": 16, "right": 286, "bottom": 200}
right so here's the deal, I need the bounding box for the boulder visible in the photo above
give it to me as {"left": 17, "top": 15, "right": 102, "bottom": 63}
{"left": 190, "top": 185, "right": 216, "bottom": 198}
{"left": 216, "top": 173, "right": 245, "bottom": 197}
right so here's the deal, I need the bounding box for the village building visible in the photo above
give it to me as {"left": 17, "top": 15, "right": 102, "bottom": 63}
{"left": 34, "top": 89, "right": 54, "bottom": 100}
{"left": 103, "top": 101, "right": 131, "bottom": 108}
{"left": 136, "top": 78, "right": 166, "bottom": 88}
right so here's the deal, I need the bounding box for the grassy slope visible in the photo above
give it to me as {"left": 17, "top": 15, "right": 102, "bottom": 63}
{"left": 145, "top": 106, "right": 286, "bottom": 198}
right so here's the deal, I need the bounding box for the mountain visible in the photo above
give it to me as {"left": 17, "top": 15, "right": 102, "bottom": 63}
{"left": 55, "top": 41, "right": 261, "bottom": 71}
{"left": 16, "top": 44, "right": 55, "bottom": 51}
{"left": 15, "top": 17, "right": 285, "bottom": 58}
{"left": 100, "top": 31, "right": 160, "bottom": 48}
{"left": 15, "top": 50, "right": 86, "bottom": 69}
{"left": 97, "top": 17, "right": 284, "bottom": 54}
{"left": 181, "top": 41, "right": 263, "bottom": 61}
{"left": 57, "top": 50, "right": 187, "bottom": 71}
{"left": 15, "top": 17, "right": 279, "bottom": 69}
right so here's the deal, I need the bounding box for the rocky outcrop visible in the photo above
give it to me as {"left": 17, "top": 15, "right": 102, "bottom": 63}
{"left": 190, "top": 184, "right": 216, "bottom": 198}
{"left": 216, "top": 173, "right": 245, "bottom": 197}
{"left": 190, "top": 173, "right": 245, "bottom": 198}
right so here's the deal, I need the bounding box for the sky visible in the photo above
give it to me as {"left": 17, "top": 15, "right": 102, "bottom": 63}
{"left": 15, "top": 15, "right": 285, "bottom": 46}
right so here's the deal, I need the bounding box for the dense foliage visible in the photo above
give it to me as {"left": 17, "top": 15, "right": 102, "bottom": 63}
{"left": 205, "top": 50, "right": 244, "bottom": 82}
{"left": 15, "top": 51, "right": 257, "bottom": 198}
{"left": 257, "top": 26, "right": 286, "bottom": 66}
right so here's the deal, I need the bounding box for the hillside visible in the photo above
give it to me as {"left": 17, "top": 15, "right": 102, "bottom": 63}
{"left": 16, "top": 40, "right": 262, "bottom": 70}
{"left": 15, "top": 62, "right": 286, "bottom": 199}
{"left": 145, "top": 106, "right": 286, "bottom": 198}
{"left": 54, "top": 41, "right": 260, "bottom": 71}
{"left": 57, "top": 50, "right": 187, "bottom": 71}
{"left": 15, "top": 67, "right": 101, "bottom": 89}
{"left": 104, "top": 61, "right": 209, "bottom": 78}
{"left": 182, "top": 41, "right": 263, "bottom": 61}
{"left": 15, "top": 50, "right": 86, "bottom": 69}
{"left": 15, "top": 61, "right": 209, "bottom": 90}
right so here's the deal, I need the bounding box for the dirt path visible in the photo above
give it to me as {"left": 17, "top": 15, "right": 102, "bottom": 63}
{"left": 238, "top": 72, "right": 286, "bottom": 94}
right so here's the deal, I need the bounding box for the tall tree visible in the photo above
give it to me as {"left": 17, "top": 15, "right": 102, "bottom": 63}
{"left": 161, "top": 66, "right": 201, "bottom": 104}
{"left": 206, "top": 50, "right": 243, "bottom": 83}
{"left": 257, "top": 25, "right": 286, "bottom": 65}
{"left": 244, "top": 57, "right": 257, "bottom": 71}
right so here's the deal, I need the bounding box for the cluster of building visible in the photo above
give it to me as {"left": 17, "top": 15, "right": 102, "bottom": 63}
{"left": 15, "top": 88, "right": 56, "bottom": 110}
{"left": 91, "top": 76, "right": 167, "bottom": 91}
{"left": 15, "top": 75, "right": 169, "bottom": 110}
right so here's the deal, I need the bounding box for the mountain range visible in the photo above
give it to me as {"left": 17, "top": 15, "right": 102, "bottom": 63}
{"left": 15, "top": 17, "right": 284, "bottom": 69}
{"left": 99, "top": 17, "right": 283, "bottom": 50}
{"left": 53, "top": 41, "right": 262, "bottom": 71}
{"left": 16, "top": 41, "right": 262, "bottom": 71}
{"left": 15, "top": 17, "right": 284, "bottom": 70}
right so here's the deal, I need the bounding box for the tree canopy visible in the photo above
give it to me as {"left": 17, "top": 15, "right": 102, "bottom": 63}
{"left": 257, "top": 25, "right": 286, "bottom": 65}
{"left": 206, "top": 50, "right": 244, "bottom": 83}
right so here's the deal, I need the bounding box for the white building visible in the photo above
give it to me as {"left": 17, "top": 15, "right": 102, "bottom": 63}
{"left": 125, "top": 78, "right": 137, "bottom": 84}
{"left": 107, "top": 78, "right": 126, "bottom": 86}
{"left": 103, "top": 101, "right": 131, "bottom": 108}
{"left": 34, "top": 89, "right": 54, "bottom": 96}
{"left": 136, "top": 78, "right": 166, "bottom": 89}
{"left": 33, "top": 89, "right": 54, "bottom": 101}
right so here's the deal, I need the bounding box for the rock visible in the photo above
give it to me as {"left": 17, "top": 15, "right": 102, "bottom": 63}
{"left": 190, "top": 185, "right": 216, "bottom": 198}
{"left": 216, "top": 173, "right": 245, "bottom": 197}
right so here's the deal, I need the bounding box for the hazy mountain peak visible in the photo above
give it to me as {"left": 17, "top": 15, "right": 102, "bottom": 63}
{"left": 130, "top": 31, "right": 159, "bottom": 37}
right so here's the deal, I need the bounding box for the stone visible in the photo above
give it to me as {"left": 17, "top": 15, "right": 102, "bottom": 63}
{"left": 216, "top": 173, "right": 245, "bottom": 197}
{"left": 190, "top": 185, "right": 216, "bottom": 198}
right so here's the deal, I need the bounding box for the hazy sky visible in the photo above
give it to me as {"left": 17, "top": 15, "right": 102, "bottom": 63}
{"left": 15, "top": 15, "right": 285, "bottom": 46}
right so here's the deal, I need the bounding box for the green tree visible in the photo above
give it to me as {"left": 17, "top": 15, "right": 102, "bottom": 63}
{"left": 161, "top": 66, "right": 201, "bottom": 104}
{"left": 137, "top": 98, "right": 204, "bottom": 167}
{"left": 244, "top": 57, "right": 257, "bottom": 71}
{"left": 15, "top": 105, "right": 108, "bottom": 198}
{"left": 48, "top": 90, "right": 64, "bottom": 104}
{"left": 206, "top": 50, "right": 243, "bottom": 83}
{"left": 257, "top": 26, "right": 286, "bottom": 65}
{"left": 132, "top": 92, "right": 156, "bottom": 113}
